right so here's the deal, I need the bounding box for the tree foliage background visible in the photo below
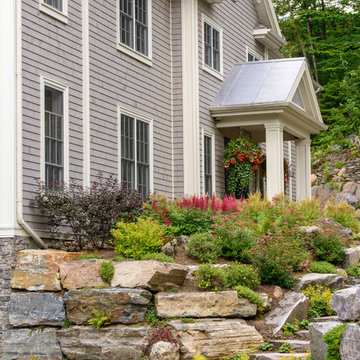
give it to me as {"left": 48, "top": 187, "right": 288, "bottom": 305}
{"left": 273, "top": 0, "right": 360, "bottom": 150}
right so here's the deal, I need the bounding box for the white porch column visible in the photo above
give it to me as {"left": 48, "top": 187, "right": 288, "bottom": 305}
{"left": 265, "top": 123, "right": 284, "bottom": 199}
{"left": 295, "top": 137, "right": 312, "bottom": 201}
{"left": 0, "top": 1, "right": 16, "bottom": 236}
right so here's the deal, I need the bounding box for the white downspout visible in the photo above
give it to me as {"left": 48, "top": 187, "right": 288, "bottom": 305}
{"left": 15, "top": 0, "right": 47, "bottom": 249}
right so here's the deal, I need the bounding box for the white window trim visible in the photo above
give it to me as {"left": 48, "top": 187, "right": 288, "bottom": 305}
{"left": 246, "top": 46, "right": 263, "bottom": 62}
{"left": 202, "top": 129, "right": 216, "bottom": 195}
{"left": 116, "top": 0, "right": 153, "bottom": 67}
{"left": 39, "top": 0, "right": 68, "bottom": 24}
{"left": 117, "top": 106, "right": 154, "bottom": 194}
{"left": 40, "top": 76, "right": 69, "bottom": 183}
{"left": 201, "top": 14, "right": 223, "bottom": 81}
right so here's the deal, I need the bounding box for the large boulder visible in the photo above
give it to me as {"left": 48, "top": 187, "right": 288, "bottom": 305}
{"left": 9, "top": 293, "right": 65, "bottom": 327}
{"left": 341, "top": 248, "right": 360, "bottom": 269}
{"left": 169, "top": 319, "right": 263, "bottom": 359}
{"left": 265, "top": 292, "right": 309, "bottom": 335}
{"left": 343, "top": 182, "right": 358, "bottom": 195}
{"left": 295, "top": 273, "right": 344, "bottom": 292}
{"left": 60, "top": 259, "right": 108, "bottom": 290}
{"left": 2, "top": 328, "right": 63, "bottom": 360}
{"left": 155, "top": 291, "right": 257, "bottom": 318}
{"left": 335, "top": 192, "right": 358, "bottom": 208}
{"left": 309, "top": 321, "right": 343, "bottom": 360}
{"left": 340, "top": 324, "right": 360, "bottom": 360}
{"left": 11, "top": 249, "right": 78, "bottom": 291}
{"left": 58, "top": 325, "right": 151, "bottom": 360}
{"left": 110, "top": 261, "right": 189, "bottom": 291}
{"left": 64, "top": 288, "right": 152, "bottom": 324}
{"left": 150, "top": 341, "right": 180, "bottom": 360}
{"left": 330, "top": 285, "right": 360, "bottom": 320}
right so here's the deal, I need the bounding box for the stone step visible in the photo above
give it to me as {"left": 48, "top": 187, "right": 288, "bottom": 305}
{"left": 295, "top": 330, "right": 310, "bottom": 340}
{"left": 271, "top": 339, "right": 310, "bottom": 352}
{"left": 251, "top": 353, "right": 309, "bottom": 360}
{"left": 309, "top": 315, "right": 341, "bottom": 323}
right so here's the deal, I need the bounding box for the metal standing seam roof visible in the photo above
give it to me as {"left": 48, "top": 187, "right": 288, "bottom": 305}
{"left": 212, "top": 58, "right": 306, "bottom": 107}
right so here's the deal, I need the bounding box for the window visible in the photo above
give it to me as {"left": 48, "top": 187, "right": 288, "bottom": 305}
{"left": 39, "top": 0, "right": 68, "bottom": 23}
{"left": 120, "top": 112, "right": 151, "bottom": 198}
{"left": 204, "top": 22, "right": 220, "bottom": 72}
{"left": 43, "top": 0, "right": 63, "bottom": 12}
{"left": 204, "top": 134, "right": 214, "bottom": 195}
{"left": 44, "top": 86, "right": 64, "bottom": 186}
{"left": 119, "top": 0, "right": 149, "bottom": 56}
{"left": 246, "top": 47, "right": 263, "bottom": 62}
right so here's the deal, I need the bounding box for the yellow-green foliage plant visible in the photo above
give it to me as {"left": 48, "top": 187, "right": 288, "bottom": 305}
{"left": 294, "top": 198, "right": 322, "bottom": 222}
{"left": 88, "top": 308, "right": 111, "bottom": 329}
{"left": 301, "top": 285, "right": 335, "bottom": 318}
{"left": 193, "top": 356, "right": 207, "bottom": 360}
{"left": 111, "top": 218, "right": 165, "bottom": 260}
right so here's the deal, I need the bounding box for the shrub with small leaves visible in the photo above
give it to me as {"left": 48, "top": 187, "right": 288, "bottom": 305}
{"left": 233, "top": 285, "right": 263, "bottom": 309}
{"left": 309, "top": 261, "right": 337, "bottom": 274}
{"left": 222, "top": 263, "right": 260, "bottom": 290}
{"left": 141, "top": 253, "right": 175, "bottom": 263}
{"left": 259, "top": 342, "right": 274, "bottom": 351}
{"left": 99, "top": 260, "right": 114, "bottom": 283}
{"left": 78, "top": 253, "right": 103, "bottom": 260}
{"left": 88, "top": 309, "right": 111, "bottom": 328}
{"left": 323, "top": 324, "right": 346, "bottom": 360}
{"left": 345, "top": 266, "right": 360, "bottom": 276}
{"left": 187, "top": 232, "right": 221, "bottom": 263}
{"left": 301, "top": 285, "right": 335, "bottom": 318}
{"left": 282, "top": 322, "right": 299, "bottom": 336}
{"left": 279, "top": 343, "right": 291, "bottom": 353}
{"left": 194, "top": 264, "right": 223, "bottom": 290}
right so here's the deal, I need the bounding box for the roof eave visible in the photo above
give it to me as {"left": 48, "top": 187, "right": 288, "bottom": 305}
{"left": 253, "top": 28, "right": 287, "bottom": 49}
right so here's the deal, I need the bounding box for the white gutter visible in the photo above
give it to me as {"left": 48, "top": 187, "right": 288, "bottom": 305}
{"left": 15, "top": 0, "right": 47, "bottom": 249}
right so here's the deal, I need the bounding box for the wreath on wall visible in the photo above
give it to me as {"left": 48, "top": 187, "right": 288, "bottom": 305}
{"left": 223, "top": 137, "right": 263, "bottom": 195}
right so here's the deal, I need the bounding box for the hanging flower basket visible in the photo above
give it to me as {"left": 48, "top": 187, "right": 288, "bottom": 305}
{"left": 223, "top": 137, "right": 263, "bottom": 195}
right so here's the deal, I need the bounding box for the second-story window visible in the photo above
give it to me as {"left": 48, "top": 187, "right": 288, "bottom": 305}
{"left": 120, "top": 0, "right": 149, "bottom": 56}
{"left": 204, "top": 22, "right": 220, "bottom": 72}
{"left": 43, "top": 0, "right": 63, "bottom": 12}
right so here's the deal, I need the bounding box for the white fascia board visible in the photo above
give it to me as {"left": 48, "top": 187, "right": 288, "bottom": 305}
{"left": 253, "top": 28, "right": 287, "bottom": 49}
{"left": 253, "top": 0, "right": 282, "bottom": 37}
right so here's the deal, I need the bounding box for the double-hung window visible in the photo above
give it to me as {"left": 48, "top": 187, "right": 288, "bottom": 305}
{"left": 43, "top": 0, "right": 63, "bottom": 12}
{"left": 246, "top": 47, "right": 263, "bottom": 62}
{"left": 40, "top": 0, "right": 68, "bottom": 23}
{"left": 44, "top": 86, "right": 64, "bottom": 186}
{"left": 204, "top": 134, "right": 214, "bottom": 195}
{"left": 119, "top": 0, "right": 149, "bottom": 56}
{"left": 204, "top": 21, "right": 221, "bottom": 72}
{"left": 120, "top": 112, "right": 151, "bottom": 198}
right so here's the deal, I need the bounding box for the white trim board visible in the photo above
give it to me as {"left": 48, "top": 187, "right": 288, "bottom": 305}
{"left": 39, "top": 0, "right": 68, "bottom": 24}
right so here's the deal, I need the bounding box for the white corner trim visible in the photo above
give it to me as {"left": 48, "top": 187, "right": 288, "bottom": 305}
{"left": 39, "top": 1, "right": 68, "bottom": 24}
{"left": 39, "top": 76, "right": 69, "bottom": 183}
{"left": 82, "top": 0, "right": 90, "bottom": 188}
{"left": 246, "top": 46, "right": 263, "bottom": 61}
{"left": 182, "top": 0, "right": 200, "bottom": 195}
{"left": 116, "top": 0, "right": 153, "bottom": 67}
{"left": 201, "top": 13, "right": 224, "bottom": 77}
{"left": 117, "top": 106, "right": 154, "bottom": 194}
{"left": 202, "top": 129, "right": 216, "bottom": 196}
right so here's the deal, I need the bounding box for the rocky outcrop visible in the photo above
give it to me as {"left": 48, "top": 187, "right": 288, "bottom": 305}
{"left": 329, "top": 285, "right": 360, "bottom": 320}
{"left": 150, "top": 341, "right": 180, "bottom": 360}
{"left": 11, "top": 249, "right": 78, "bottom": 291}
{"left": 64, "top": 288, "right": 152, "bottom": 324}
{"left": 60, "top": 259, "right": 108, "bottom": 290}
{"left": 169, "top": 318, "right": 263, "bottom": 360}
{"left": 110, "top": 261, "right": 189, "bottom": 291}
{"left": 340, "top": 324, "right": 360, "bottom": 360}
{"left": 265, "top": 292, "right": 309, "bottom": 335}
{"left": 161, "top": 236, "right": 189, "bottom": 257}
{"left": 155, "top": 291, "right": 257, "bottom": 319}
{"left": 295, "top": 273, "right": 344, "bottom": 292}
{"left": 309, "top": 321, "right": 344, "bottom": 360}
{"left": 2, "top": 328, "right": 63, "bottom": 360}
{"left": 9, "top": 293, "right": 65, "bottom": 327}
{"left": 341, "top": 247, "right": 360, "bottom": 269}
{"left": 58, "top": 325, "right": 151, "bottom": 360}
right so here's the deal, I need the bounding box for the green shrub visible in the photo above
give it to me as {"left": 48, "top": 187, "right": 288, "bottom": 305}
{"left": 181, "top": 318, "right": 195, "bottom": 323}
{"left": 88, "top": 309, "right": 111, "bottom": 328}
{"left": 222, "top": 262, "right": 260, "bottom": 290}
{"left": 282, "top": 322, "right": 299, "bottom": 336}
{"left": 309, "top": 229, "right": 345, "bottom": 263}
{"left": 111, "top": 218, "right": 165, "bottom": 260}
{"left": 194, "top": 264, "right": 223, "bottom": 290}
{"left": 279, "top": 343, "right": 291, "bottom": 353}
{"left": 99, "top": 260, "right": 114, "bottom": 283}
{"left": 345, "top": 266, "right": 360, "bottom": 276}
{"left": 187, "top": 232, "right": 221, "bottom": 263}
{"left": 323, "top": 324, "right": 346, "bottom": 360}
{"left": 233, "top": 285, "right": 263, "bottom": 309}
{"left": 302, "top": 285, "right": 335, "bottom": 318}
{"left": 309, "top": 261, "right": 337, "bottom": 274}
{"left": 335, "top": 161, "right": 345, "bottom": 169}
{"left": 259, "top": 342, "right": 274, "bottom": 351}
{"left": 78, "top": 253, "right": 103, "bottom": 260}
{"left": 141, "top": 253, "right": 175, "bottom": 263}
{"left": 144, "top": 302, "right": 167, "bottom": 326}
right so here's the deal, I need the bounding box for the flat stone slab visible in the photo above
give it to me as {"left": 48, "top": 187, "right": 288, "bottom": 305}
{"left": 150, "top": 341, "right": 180, "bottom": 360}
{"left": 155, "top": 291, "right": 257, "bottom": 318}
{"left": 271, "top": 340, "right": 310, "bottom": 352}
{"left": 295, "top": 273, "right": 344, "bottom": 292}
{"left": 60, "top": 259, "right": 109, "bottom": 290}
{"left": 2, "top": 328, "right": 62, "bottom": 360}
{"left": 58, "top": 325, "right": 151, "bottom": 360}
{"left": 11, "top": 249, "right": 78, "bottom": 291}
{"left": 265, "top": 292, "right": 309, "bottom": 335}
{"left": 111, "top": 261, "right": 189, "bottom": 291}
{"left": 330, "top": 285, "right": 360, "bottom": 320}
{"left": 309, "top": 321, "right": 343, "bottom": 360}
{"left": 295, "top": 330, "right": 310, "bottom": 340}
{"left": 169, "top": 318, "right": 263, "bottom": 359}
{"left": 340, "top": 324, "right": 360, "bottom": 360}
{"left": 9, "top": 292, "right": 65, "bottom": 327}
{"left": 252, "top": 353, "right": 309, "bottom": 360}
{"left": 64, "top": 288, "right": 152, "bottom": 324}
